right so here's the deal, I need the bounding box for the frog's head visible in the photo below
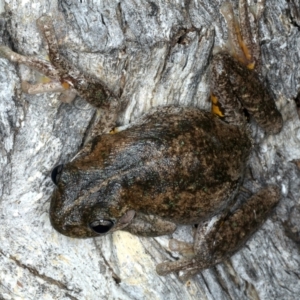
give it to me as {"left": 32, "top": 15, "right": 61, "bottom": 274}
{"left": 49, "top": 163, "right": 135, "bottom": 238}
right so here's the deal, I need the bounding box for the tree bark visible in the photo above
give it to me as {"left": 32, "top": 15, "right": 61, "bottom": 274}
{"left": 1, "top": 0, "right": 300, "bottom": 299}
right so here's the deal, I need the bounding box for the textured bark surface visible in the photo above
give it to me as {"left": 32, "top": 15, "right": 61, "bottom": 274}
{"left": 1, "top": 0, "right": 300, "bottom": 299}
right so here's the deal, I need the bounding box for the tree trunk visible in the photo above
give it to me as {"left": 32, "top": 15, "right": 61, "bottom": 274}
{"left": 1, "top": 0, "right": 300, "bottom": 299}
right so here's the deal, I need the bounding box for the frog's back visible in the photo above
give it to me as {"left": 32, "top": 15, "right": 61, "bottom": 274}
{"left": 71, "top": 106, "right": 251, "bottom": 224}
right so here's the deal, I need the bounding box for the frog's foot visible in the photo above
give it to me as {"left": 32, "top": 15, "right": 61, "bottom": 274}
{"left": 156, "top": 186, "right": 280, "bottom": 279}
{"left": 168, "top": 239, "right": 195, "bottom": 258}
{"left": 0, "top": 44, "right": 77, "bottom": 100}
{"left": 21, "top": 80, "right": 65, "bottom": 94}
{"left": 156, "top": 256, "right": 210, "bottom": 280}
{"left": 0, "top": 45, "right": 60, "bottom": 79}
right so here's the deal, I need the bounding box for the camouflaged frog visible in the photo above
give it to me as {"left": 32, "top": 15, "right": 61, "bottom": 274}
{"left": 0, "top": 0, "right": 282, "bottom": 280}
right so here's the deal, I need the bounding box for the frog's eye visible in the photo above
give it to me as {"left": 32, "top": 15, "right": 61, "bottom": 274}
{"left": 89, "top": 219, "right": 114, "bottom": 234}
{"left": 51, "top": 164, "right": 64, "bottom": 185}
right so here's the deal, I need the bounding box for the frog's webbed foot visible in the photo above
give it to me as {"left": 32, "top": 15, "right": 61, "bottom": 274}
{"left": 156, "top": 186, "right": 280, "bottom": 280}
{"left": 0, "top": 45, "right": 60, "bottom": 79}
{"left": 0, "top": 44, "right": 78, "bottom": 102}
{"left": 168, "top": 239, "right": 195, "bottom": 257}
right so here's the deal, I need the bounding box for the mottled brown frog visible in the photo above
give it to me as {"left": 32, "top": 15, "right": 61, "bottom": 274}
{"left": 0, "top": 0, "right": 283, "bottom": 280}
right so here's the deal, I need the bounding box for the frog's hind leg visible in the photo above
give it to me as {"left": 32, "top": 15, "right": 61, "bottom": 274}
{"left": 156, "top": 185, "right": 280, "bottom": 280}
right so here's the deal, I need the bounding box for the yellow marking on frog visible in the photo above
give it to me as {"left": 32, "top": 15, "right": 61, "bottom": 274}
{"left": 61, "top": 81, "right": 70, "bottom": 89}
{"left": 239, "top": 39, "right": 251, "bottom": 61}
{"left": 211, "top": 95, "right": 224, "bottom": 117}
{"left": 36, "top": 73, "right": 51, "bottom": 84}
{"left": 109, "top": 127, "right": 118, "bottom": 134}
{"left": 233, "top": 15, "right": 255, "bottom": 69}
{"left": 246, "top": 62, "right": 255, "bottom": 70}
{"left": 40, "top": 76, "right": 51, "bottom": 83}
{"left": 211, "top": 94, "right": 218, "bottom": 104}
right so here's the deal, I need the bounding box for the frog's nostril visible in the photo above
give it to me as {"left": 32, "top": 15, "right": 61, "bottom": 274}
{"left": 51, "top": 164, "right": 64, "bottom": 185}
{"left": 90, "top": 219, "right": 114, "bottom": 234}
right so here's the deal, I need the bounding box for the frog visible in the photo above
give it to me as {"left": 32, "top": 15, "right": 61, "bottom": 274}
{"left": 0, "top": 0, "right": 283, "bottom": 280}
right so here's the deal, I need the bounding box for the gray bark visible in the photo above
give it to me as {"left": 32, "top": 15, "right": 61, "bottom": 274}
{"left": 1, "top": 0, "right": 300, "bottom": 299}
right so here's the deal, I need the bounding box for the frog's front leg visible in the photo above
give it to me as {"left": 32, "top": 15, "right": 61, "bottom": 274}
{"left": 123, "top": 212, "right": 177, "bottom": 237}
{"left": 0, "top": 16, "right": 117, "bottom": 108}
{"left": 156, "top": 186, "right": 280, "bottom": 280}
{"left": 211, "top": 52, "right": 283, "bottom": 134}
{"left": 211, "top": 0, "right": 283, "bottom": 134}
{"left": 0, "top": 16, "right": 121, "bottom": 133}
{"left": 36, "top": 15, "right": 117, "bottom": 108}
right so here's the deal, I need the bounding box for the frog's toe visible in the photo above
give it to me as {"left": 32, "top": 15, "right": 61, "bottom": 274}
{"left": 156, "top": 257, "right": 209, "bottom": 277}
{"left": 156, "top": 261, "right": 180, "bottom": 276}
{"left": 157, "top": 259, "right": 213, "bottom": 281}
{"left": 169, "top": 239, "right": 194, "bottom": 257}
{"left": 178, "top": 269, "right": 200, "bottom": 282}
